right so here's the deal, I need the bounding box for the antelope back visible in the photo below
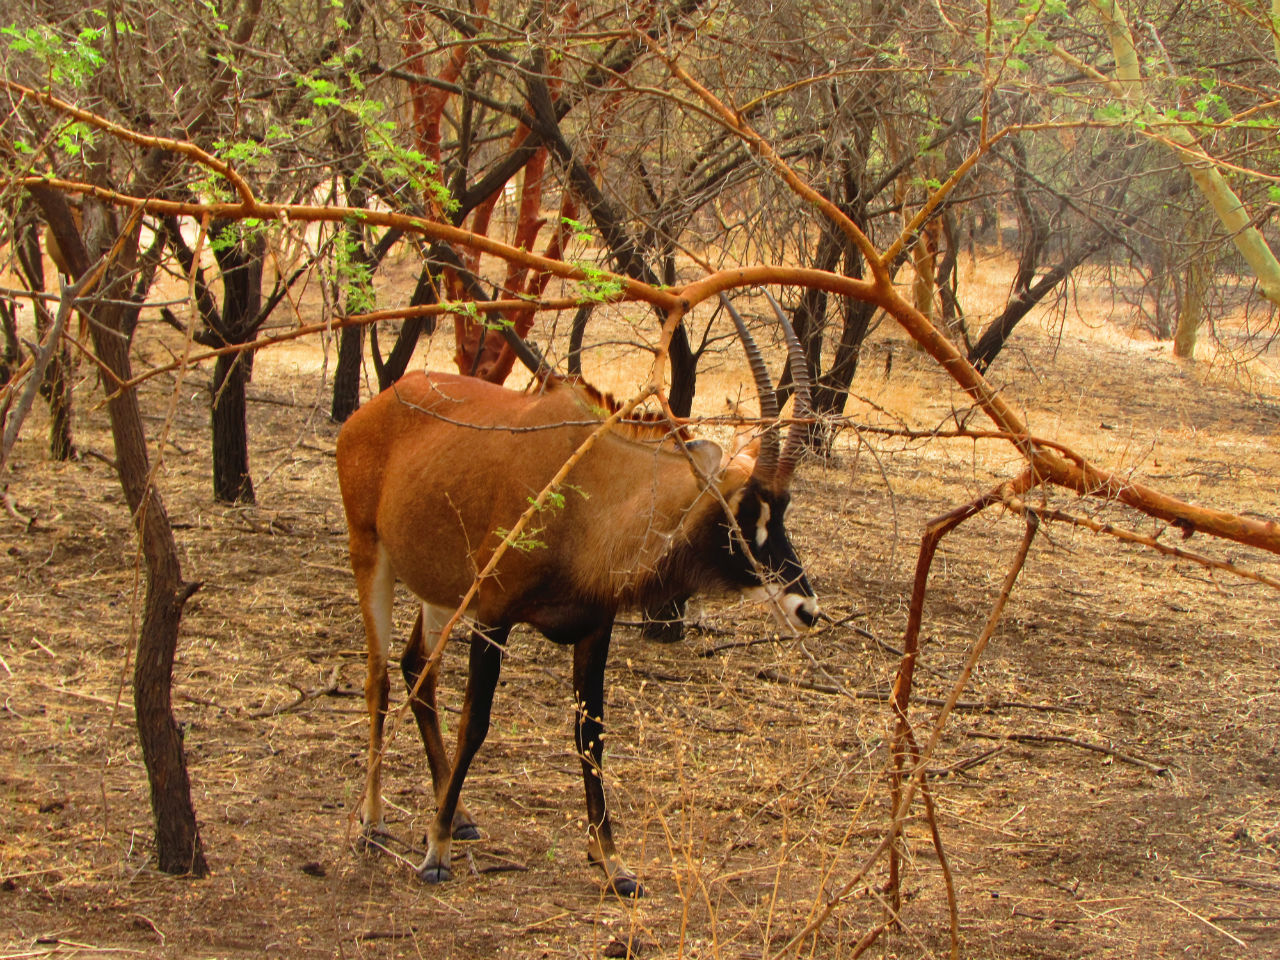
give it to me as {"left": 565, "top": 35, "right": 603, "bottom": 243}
{"left": 336, "top": 372, "right": 726, "bottom": 621}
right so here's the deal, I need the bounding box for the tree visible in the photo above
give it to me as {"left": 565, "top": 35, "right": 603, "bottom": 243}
{"left": 29, "top": 184, "right": 208, "bottom": 876}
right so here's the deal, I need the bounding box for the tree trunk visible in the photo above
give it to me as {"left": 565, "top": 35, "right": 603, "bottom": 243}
{"left": 812, "top": 295, "right": 876, "bottom": 417}
{"left": 969, "top": 231, "right": 1114, "bottom": 374}
{"left": 331, "top": 177, "right": 373, "bottom": 422}
{"left": 372, "top": 264, "right": 438, "bottom": 391}
{"left": 207, "top": 225, "right": 265, "bottom": 503}
{"left": 30, "top": 186, "right": 208, "bottom": 877}
{"left": 211, "top": 351, "right": 254, "bottom": 502}
{"left": 331, "top": 323, "right": 365, "bottom": 423}
{"left": 567, "top": 303, "right": 592, "bottom": 376}
{"left": 134, "top": 517, "right": 205, "bottom": 875}
{"left": 0, "top": 299, "right": 18, "bottom": 384}
{"left": 524, "top": 70, "right": 699, "bottom": 414}
{"left": 1173, "top": 247, "right": 1208, "bottom": 359}
{"left": 810, "top": 229, "right": 877, "bottom": 423}
{"left": 15, "top": 215, "right": 76, "bottom": 460}
{"left": 1080, "top": 0, "right": 1280, "bottom": 307}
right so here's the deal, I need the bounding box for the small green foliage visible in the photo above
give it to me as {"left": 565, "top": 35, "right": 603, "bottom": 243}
{"left": 209, "top": 219, "right": 265, "bottom": 254}
{"left": 574, "top": 264, "right": 624, "bottom": 303}
{"left": 3, "top": 23, "right": 105, "bottom": 86}
{"left": 1093, "top": 102, "right": 1128, "bottom": 123}
{"left": 292, "top": 66, "right": 457, "bottom": 214}
{"left": 55, "top": 120, "right": 97, "bottom": 157}
{"left": 495, "top": 526, "right": 547, "bottom": 553}
{"left": 297, "top": 74, "right": 341, "bottom": 108}
{"left": 330, "top": 229, "right": 377, "bottom": 314}
{"left": 214, "top": 137, "right": 272, "bottom": 169}
{"left": 479, "top": 313, "right": 515, "bottom": 332}
{"left": 561, "top": 216, "right": 594, "bottom": 244}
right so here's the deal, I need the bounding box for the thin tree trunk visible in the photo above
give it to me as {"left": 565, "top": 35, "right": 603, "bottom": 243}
{"left": 524, "top": 70, "right": 699, "bottom": 415}
{"left": 1174, "top": 244, "right": 1208, "bottom": 359}
{"left": 968, "top": 238, "right": 1106, "bottom": 374}
{"left": 331, "top": 324, "right": 364, "bottom": 423}
{"left": 30, "top": 185, "right": 207, "bottom": 877}
{"left": 207, "top": 225, "right": 264, "bottom": 503}
{"left": 567, "top": 303, "right": 592, "bottom": 376}
{"left": 331, "top": 169, "right": 373, "bottom": 422}
{"left": 0, "top": 299, "right": 18, "bottom": 383}
{"left": 15, "top": 215, "right": 76, "bottom": 459}
{"left": 211, "top": 350, "right": 254, "bottom": 502}
{"left": 372, "top": 263, "right": 437, "bottom": 391}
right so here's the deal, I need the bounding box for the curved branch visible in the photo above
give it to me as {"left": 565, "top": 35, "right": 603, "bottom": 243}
{"left": 4, "top": 80, "right": 257, "bottom": 206}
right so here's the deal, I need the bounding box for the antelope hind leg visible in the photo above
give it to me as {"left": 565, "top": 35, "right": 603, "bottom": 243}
{"left": 402, "top": 604, "right": 480, "bottom": 840}
{"left": 353, "top": 543, "right": 395, "bottom": 846}
{"left": 417, "top": 624, "right": 508, "bottom": 883}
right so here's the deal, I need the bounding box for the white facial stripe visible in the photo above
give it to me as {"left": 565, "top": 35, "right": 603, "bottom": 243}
{"left": 782, "top": 593, "right": 819, "bottom": 624}
{"left": 744, "top": 585, "right": 819, "bottom": 634}
{"left": 755, "top": 500, "right": 770, "bottom": 548}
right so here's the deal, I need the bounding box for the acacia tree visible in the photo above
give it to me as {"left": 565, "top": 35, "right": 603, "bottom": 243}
{"left": 961, "top": 0, "right": 1280, "bottom": 366}
{"left": 0, "top": 0, "right": 291, "bottom": 873}
{"left": 304, "top": 0, "right": 722, "bottom": 417}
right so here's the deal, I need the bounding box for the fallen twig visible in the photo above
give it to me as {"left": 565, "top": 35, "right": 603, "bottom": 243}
{"left": 968, "top": 731, "right": 1170, "bottom": 776}
{"left": 755, "top": 667, "right": 1071, "bottom": 714}
{"left": 356, "top": 928, "right": 420, "bottom": 942}
{"left": 247, "top": 667, "right": 341, "bottom": 718}
{"left": 927, "top": 745, "right": 1011, "bottom": 777}
{"left": 1157, "top": 893, "right": 1247, "bottom": 947}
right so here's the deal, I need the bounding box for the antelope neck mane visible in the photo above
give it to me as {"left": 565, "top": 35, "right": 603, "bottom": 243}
{"left": 538, "top": 373, "right": 692, "bottom": 443}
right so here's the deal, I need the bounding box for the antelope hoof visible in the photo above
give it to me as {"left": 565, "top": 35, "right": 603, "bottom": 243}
{"left": 357, "top": 822, "right": 391, "bottom": 853}
{"left": 451, "top": 807, "right": 480, "bottom": 841}
{"left": 606, "top": 872, "right": 645, "bottom": 899}
{"left": 416, "top": 859, "right": 452, "bottom": 884}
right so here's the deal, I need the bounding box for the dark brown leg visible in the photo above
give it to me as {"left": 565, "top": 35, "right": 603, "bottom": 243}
{"left": 573, "top": 620, "right": 642, "bottom": 897}
{"left": 401, "top": 605, "right": 479, "bottom": 839}
{"left": 417, "top": 623, "right": 508, "bottom": 883}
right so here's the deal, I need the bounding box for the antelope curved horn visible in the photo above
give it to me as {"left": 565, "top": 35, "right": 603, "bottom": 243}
{"left": 720, "top": 292, "right": 779, "bottom": 486}
{"left": 765, "top": 288, "right": 812, "bottom": 488}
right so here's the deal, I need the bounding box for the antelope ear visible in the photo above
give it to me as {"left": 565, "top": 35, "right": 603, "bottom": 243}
{"left": 685, "top": 439, "right": 723, "bottom": 480}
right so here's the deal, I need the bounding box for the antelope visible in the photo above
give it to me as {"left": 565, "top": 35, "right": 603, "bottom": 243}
{"left": 335, "top": 294, "right": 818, "bottom": 897}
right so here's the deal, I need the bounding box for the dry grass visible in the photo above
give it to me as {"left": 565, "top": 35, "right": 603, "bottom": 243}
{"left": 2, "top": 254, "right": 1278, "bottom": 958}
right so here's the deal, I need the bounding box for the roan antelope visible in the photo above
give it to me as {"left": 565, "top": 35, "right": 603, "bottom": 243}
{"left": 335, "top": 295, "right": 818, "bottom": 897}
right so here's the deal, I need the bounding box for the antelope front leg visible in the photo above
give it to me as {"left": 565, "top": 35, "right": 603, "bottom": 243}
{"left": 573, "top": 622, "right": 643, "bottom": 898}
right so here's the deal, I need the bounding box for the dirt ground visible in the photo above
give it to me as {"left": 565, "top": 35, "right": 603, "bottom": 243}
{"left": 2, "top": 258, "right": 1278, "bottom": 959}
